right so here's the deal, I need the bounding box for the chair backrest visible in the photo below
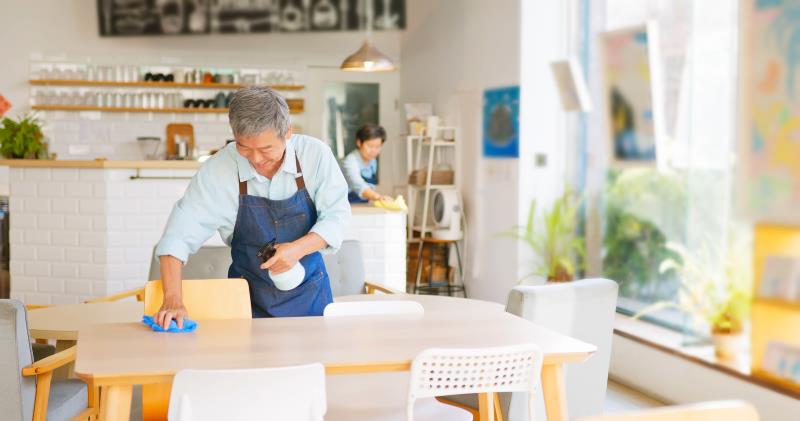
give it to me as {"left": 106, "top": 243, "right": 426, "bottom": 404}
{"left": 505, "top": 278, "right": 618, "bottom": 420}
{"left": 143, "top": 279, "right": 252, "bottom": 319}
{"left": 575, "top": 400, "right": 760, "bottom": 421}
{"left": 408, "top": 344, "right": 543, "bottom": 421}
{"left": 322, "top": 240, "right": 367, "bottom": 297}
{"left": 168, "top": 363, "right": 326, "bottom": 421}
{"left": 323, "top": 300, "right": 424, "bottom": 317}
{"left": 0, "top": 299, "right": 35, "bottom": 421}
{"left": 148, "top": 246, "right": 233, "bottom": 281}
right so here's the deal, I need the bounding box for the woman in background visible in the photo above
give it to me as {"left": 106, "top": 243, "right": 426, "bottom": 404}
{"left": 341, "top": 124, "right": 393, "bottom": 203}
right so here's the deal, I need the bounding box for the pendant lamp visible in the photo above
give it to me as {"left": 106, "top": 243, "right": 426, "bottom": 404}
{"left": 340, "top": 0, "right": 396, "bottom": 72}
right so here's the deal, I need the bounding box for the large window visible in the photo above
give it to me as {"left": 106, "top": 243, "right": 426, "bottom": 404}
{"left": 584, "top": 0, "right": 744, "bottom": 331}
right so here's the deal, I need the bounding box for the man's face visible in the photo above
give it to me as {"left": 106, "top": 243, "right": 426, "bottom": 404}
{"left": 235, "top": 128, "right": 291, "bottom": 173}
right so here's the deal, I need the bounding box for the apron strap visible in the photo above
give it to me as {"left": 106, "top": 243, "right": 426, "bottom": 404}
{"left": 294, "top": 155, "right": 305, "bottom": 190}
{"left": 237, "top": 153, "right": 307, "bottom": 195}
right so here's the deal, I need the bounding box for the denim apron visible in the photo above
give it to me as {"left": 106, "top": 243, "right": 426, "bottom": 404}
{"left": 228, "top": 154, "right": 333, "bottom": 317}
{"left": 347, "top": 167, "right": 378, "bottom": 204}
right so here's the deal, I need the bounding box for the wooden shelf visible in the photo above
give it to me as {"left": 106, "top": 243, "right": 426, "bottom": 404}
{"left": 753, "top": 369, "right": 800, "bottom": 394}
{"left": 29, "top": 79, "right": 304, "bottom": 90}
{"left": 31, "top": 102, "right": 304, "bottom": 114}
{"left": 754, "top": 297, "right": 800, "bottom": 311}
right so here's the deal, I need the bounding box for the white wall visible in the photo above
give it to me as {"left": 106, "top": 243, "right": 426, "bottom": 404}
{"left": 0, "top": 0, "right": 402, "bottom": 184}
{"left": 400, "top": 0, "right": 522, "bottom": 303}
{"left": 400, "top": 0, "right": 573, "bottom": 304}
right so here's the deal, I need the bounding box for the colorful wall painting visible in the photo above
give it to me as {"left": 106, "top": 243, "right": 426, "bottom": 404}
{"left": 742, "top": 0, "right": 800, "bottom": 224}
{"left": 601, "top": 22, "right": 664, "bottom": 166}
{"left": 483, "top": 86, "right": 520, "bottom": 158}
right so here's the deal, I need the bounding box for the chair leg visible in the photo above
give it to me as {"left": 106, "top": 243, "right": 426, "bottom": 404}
{"left": 32, "top": 371, "right": 53, "bottom": 421}
{"left": 414, "top": 242, "right": 425, "bottom": 294}
{"left": 478, "top": 392, "right": 494, "bottom": 421}
{"left": 454, "top": 241, "right": 466, "bottom": 297}
{"left": 493, "top": 393, "right": 504, "bottom": 421}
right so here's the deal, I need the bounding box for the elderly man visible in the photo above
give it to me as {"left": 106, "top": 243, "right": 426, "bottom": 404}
{"left": 153, "top": 87, "right": 350, "bottom": 328}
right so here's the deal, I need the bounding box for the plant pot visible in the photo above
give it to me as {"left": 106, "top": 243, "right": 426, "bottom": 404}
{"left": 547, "top": 265, "right": 573, "bottom": 282}
{"left": 711, "top": 331, "right": 745, "bottom": 360}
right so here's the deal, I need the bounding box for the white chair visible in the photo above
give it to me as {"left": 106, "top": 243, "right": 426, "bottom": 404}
{"left": 443, "top": 278, "right": 618, "bottom": 420}
{"left": 576, "top": 400, "right": 760, "bottom": 421}
{"left": 167, "top": 363, "right": 326, "bottom": 421}
{"left": 327, "top": 344, "right": 543, "bottom": 421}
{"left": 323, "top": 300, "right": 424, "bottom": 317}
{"left": 148, "top": 245, "right": 233, "bottom": 281}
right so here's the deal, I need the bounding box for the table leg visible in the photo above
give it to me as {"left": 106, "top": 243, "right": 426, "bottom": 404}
{"left": 541, "top": 363, "right": 568, "bottom": 421}
{"left": 99, "top": 384, "right": 132, "bottom": 421}
{"left": 54, "top": 339, "right": 77, "bottom": 379}
{"left": 478, "top": 392, "right": 494, "bottom": 421}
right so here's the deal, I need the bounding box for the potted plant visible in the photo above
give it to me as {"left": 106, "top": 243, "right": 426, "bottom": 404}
{"left": 503, "top": 190, "right": 585, "bottom": 282}
{"left": 635, "top": 237, "right": 751, "bottom": 359}
{"left": 0, "top": 114, "right": 45, "bottom": 159}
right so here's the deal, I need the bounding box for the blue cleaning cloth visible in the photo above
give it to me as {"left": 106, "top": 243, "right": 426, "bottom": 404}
{"left": 142, "top": 315, "right": 198, "bottom": 333}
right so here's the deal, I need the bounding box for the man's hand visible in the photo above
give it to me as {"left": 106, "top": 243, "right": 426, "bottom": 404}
{"left": 260, "top": 242, "right": 302, "bottom": 274}
{"left": 154, "top": 299, "right": 188, "bottom": 330}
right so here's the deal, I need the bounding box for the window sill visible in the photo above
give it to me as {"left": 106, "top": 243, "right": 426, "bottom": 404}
{"left": 613, "top": 313, "right": 800, "bottom": 399}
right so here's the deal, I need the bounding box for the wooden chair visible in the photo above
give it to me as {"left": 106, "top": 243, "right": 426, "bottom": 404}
{"left": 142, "top": 278, "right": 251, "bottom": 320}
{"left": 575, "top": 400, "right": 760, "bottom": 421}
{"left": 142, "top": 278, "right": 252, "bottom": 421}
{"left": 168, "top": 364, "right": 326, "bottom": 421}
{"left": 1, "top": 299, "right": 96, "bottom": 421}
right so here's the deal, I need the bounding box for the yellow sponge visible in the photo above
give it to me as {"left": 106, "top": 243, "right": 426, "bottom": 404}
{"left": 374, "top": 195, "right": 408, "bottom": 212}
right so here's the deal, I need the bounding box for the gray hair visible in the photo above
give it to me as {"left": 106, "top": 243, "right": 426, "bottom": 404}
{"left": 228, "top": 86, "right": 291, "bottom": 138}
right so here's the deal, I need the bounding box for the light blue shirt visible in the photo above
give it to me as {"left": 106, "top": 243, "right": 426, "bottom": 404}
{"left": 155, "top": 134, "right": 351, "bottom": 263}
{"left": 340, "top": 149, "right": 377, "bottom": 198}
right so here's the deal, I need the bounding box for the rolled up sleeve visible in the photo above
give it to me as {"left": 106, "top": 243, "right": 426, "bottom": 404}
{"left": 340, "top": 153, "right": 371, "bottom": 198}
{"left": 155, "top": 163, "right": 231, "bottom": 263}
{"left": 310, "top": 146, "right": 351, "bottom": 253}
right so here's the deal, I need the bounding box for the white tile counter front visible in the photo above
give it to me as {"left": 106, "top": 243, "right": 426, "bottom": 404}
{"left": 2, "top": 160, "right": 406, "bottom": 304}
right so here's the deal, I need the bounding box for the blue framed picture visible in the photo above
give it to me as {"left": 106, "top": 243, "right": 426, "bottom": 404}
{"left": 483, "top": 86, "right": 520, "bottom": 158}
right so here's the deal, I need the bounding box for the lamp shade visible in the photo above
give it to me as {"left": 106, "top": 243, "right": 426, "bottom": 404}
{"left": 340, "top": 40, "right": 396, "bottom": 72}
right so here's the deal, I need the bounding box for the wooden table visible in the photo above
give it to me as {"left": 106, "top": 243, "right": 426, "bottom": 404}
{"left": 75, "top": 294, "right": 595, "bottom": 421}
{"left": 28, "top": 301, "right": 143, "bottom": 378}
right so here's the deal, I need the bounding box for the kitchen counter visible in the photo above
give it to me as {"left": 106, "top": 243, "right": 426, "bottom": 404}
{"left": 0, "top": 159, "right": 201, "bottom": 169}
{"left": 3, "top": 164, "right": 406, "bottom": 304}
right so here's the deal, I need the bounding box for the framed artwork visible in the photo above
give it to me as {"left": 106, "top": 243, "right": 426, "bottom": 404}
{"left": 739, "top": 0, "right": 800, "bottom": 224}
{"left": 600, "top": 22, "right": 664, "bottom": 166}
{"left": 482, "top": 86, "right": 520, "bottom": 159}
{"left": 98, "top": 0, "right": 405, "bottom": 36}
{"left": 550, "top": 58, "right": 592, "bottom": 112}
{"left": 759, "top": 255, "right": 800, "bottom": 301}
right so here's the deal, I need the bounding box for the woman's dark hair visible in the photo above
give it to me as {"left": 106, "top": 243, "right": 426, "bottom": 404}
{"left": 355, "top": 123, "right": 387, "bottom": 144}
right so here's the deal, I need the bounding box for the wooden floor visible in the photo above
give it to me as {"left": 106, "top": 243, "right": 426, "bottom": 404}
{"left": 128, "top": 380, "right": 663, "bottom": 420}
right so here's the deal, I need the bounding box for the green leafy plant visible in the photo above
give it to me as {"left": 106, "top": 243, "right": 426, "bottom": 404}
{"left": 0, "top": 114, "right": 44, "bottom": 159}
{"left": 635, "top": 237, "right": 751, "bottom": 335}
{"left": 503, "top": 190, "right": 585, "bottom": 282}
{"left": 603, "top": 168, "right": 686, "bottom": 301}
